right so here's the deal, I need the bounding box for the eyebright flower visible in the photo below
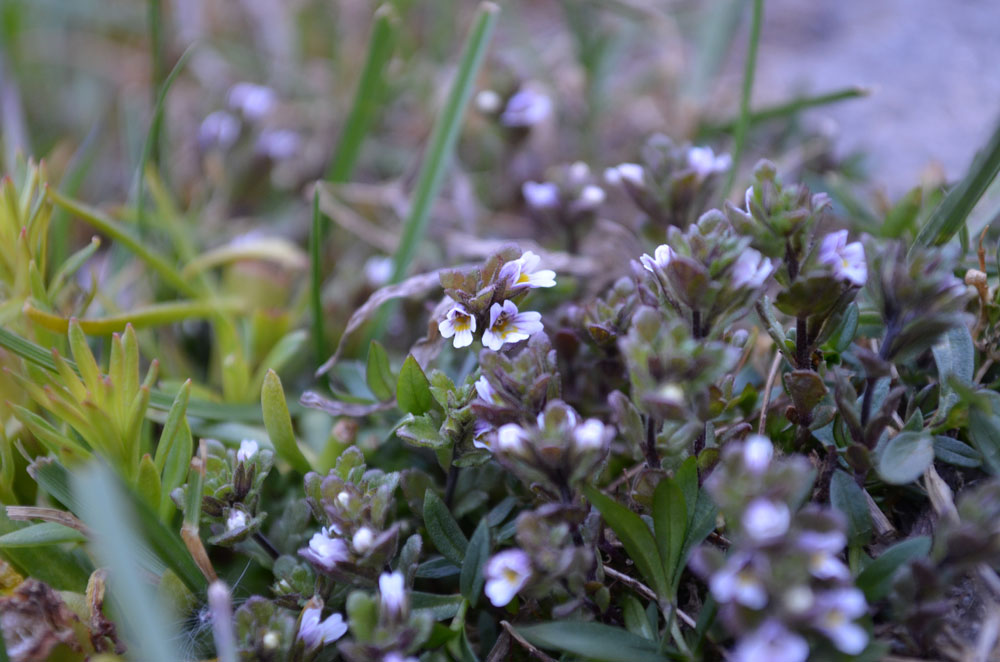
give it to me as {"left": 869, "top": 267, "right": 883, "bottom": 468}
{"left": 742, "top": 498, "right": 791, "bottom": 543}
{"left": 382, "top": 653, "right": 419, "bottom": 662}
{"left": 482, "top": 300, "right": 544, "bottom": 351}
{"left": 297, "top": 606, "right": 347, "bottom": 650}
{"left": 817, "top": 230, "right": 867, "bottom": 286}
{"left": 256, "top": 129, "right": 300, "bottom": 161}
{"left": 198, "top": 111, "right": 241, "bottom": 151}
{"left": 709, "top": 552, "right": 768, "bottom": 609}
{"left": 730, "top": 248, "right": 774, "bottom": 289}
{"left": 300, "top": 527, "right": 349, "bottom": 571}
{"left": 502, "top": 251, "right": 557, "bottom": 289}
{"left": 605, "top": 163, "right": 644, "bottom": 188}
{"left": 474, "top": 376, "right": 502, "bottom": 404}
{"left": 496, "top": 423, "right": 528, "bottom": 456}
{"left": 640, "top": 244, "right": 673, "bottom": 273}
{"left": 812, "top": 588, "right": 868, "bottom": 654}
{"left": 226, "top": 510, "right": 247, "bottom": 532}
{"left": 378, "top": 571, "right": 406, "bottom": 617}
{"left": 573, "top": 418, "right": 608, "bottom": 451}
{"left": 500, "top": 88, "right": 552, "bottom": 127}
{"left": 475, "top": 89, "right": 503, "bottom": 114}
{"left": 522, "top": 181, "right": 560, "bottom": 210}
{"left": 227, "top": 82, "right": 276, "bottom": 121}
{"left": 438, "top": 304, "right": 477, "bottom": 348}
{"left": 352, "top": 526, "right": 374, "bottom": 554}
{"left": 484, "top": 549, "right": 532, "bottom": 607}
{"left": 732, "top": 620, "right": 809, "bottom": 662}
{"left": 236, "top": 439, "right": 258, "bottom": 463}
{"left": 742, "top": 435, "right": 773, "bottom": 474}
{"left": 687, "top": 146, "right": 732, "bottom": 179}
{"left": 472, "top": 419, "right": 495, "bottom": 451}
{"left": 797, "top": 529, "right": 850, "bottom": 581}
{"left": 574, "top": 185, "right": 606, "bottom": 212}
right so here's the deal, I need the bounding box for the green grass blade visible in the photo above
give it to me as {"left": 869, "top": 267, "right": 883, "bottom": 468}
{"left": 722, "top": 0, "right": 764, "bottom": 199}
{"left": 699, "top": 86, "right": 869, "bottom": 135}
{"left": 913, "top": 115, "right": 1000, "bottom": 249}
{"left": 73, "top": 462, "right": 182, "bottom": 662}
{"left": 326, "top": 5, "right": 398, "bottom": 183}
{"left": 310, "top": 189, "right": 327, "bottom": 362}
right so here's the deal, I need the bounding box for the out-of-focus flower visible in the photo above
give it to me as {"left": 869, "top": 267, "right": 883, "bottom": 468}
{"left": 573, "top": 419, "right": 607, "bottom": 451}
{"left": 687, "top": 146, "right": 732, "bottom": 179}
{"left": 198, "top": 111, "right": 241, "bottom": 150}
{"left": 742, "top": 435, "right": 773, "bottom": 474}
{"left": 438, "top": 304, "right": 477, "bottom": 348}
{"left": 472, "top": 419, "right": 494, "bottom": 451}
{"left": 732, "top": 620, "right": 809, "bottom": 662}
{"left": 709, "top": 552, "right": 768, "bottom": 609}
{"left": 575, "top": 184, "right": 606, "bottom": 211}
{"left": 812, "top": 588, "right": 868, "bottom": 654}
{"left": 474, "top": 376, "right": 501, "bottom": 404}
{"left": 522, "top": 181, "right": 560, "bottom": 209}
{"left": 382, "top": 653, "right": 419, "bottom": 662}
{"left": 730, "top": 249, "right": 774, "bottom": 289}
{"left": 798, "top": 529, "right": 850, "bottom": 581}
{"left": 256, "top": 129, "right": 300, "bottom": 160}
{"left": 237, "top": 439, "right": 258, "bottom": 463}
{"left": 605, "top": 163, "right": 645, "bottom": 188}
{"left": 475, "top": 89, "right": 503, "bottom": 114}
{"left": 226, "top": 510, "right": 247, "bottom": 532}
{"left": 482, "top": 301, "right": 544, "bottom": 350}
{"left": 484, "top": 549, "right": 532, "bottom": 606}
{"left": 228, "top": 82, "right": 276, "bottom": 121}
{"left": 379, "top": 571, "right": 406, "bottom": 617}
{"left": 497, "top": 423, "right": 528, "bottom": 456}
{"left": 500, "top": 88, "right": 552, "bottom": 127}
{"left": 742, "top": 498, "right": 791, "bottom": 543}
{"left": 364, "top": 255, "right": 393, "bottom": 286}
{"left": 352, "top": 526, "right": 374, "bottom": 554}
{"left": 300, "top": 528, "right": 349, "bottom": 571}
{"left": 297, "top": 606, "right": 347, "bottom": 650}
{"left": 640, "top": 244, "right": 673, "bottom": 274}
{"left": 502, "top": 251, "right": 557, "bottom": 290}
{"left": 817, "top": 230, "right": 866, "bottom": 286}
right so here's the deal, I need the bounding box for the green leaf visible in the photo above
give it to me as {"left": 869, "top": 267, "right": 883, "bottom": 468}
{"left": 968, "top": 395, "right": 1000, "bottom": 475}
{"left": 411, "top": 592, "right": 466, "bottom": 621}
{"left": 460, "top": 519, "right": 490, "bottom": 606}
{"left": 0, "top": 508, "right": 91, "bottom": 591}
{"left": 396, "top": 413, "right": 449, "bottom": 449}
{"left": 584, "top": 485, "right": 668, "bottom": 598}
{"left": 825, "top": 303, "right": 859, "bottom": 352}
{"left": 159, "top": 417, "right": 193, "bottom": 521}
{"left": 933, "top": 435, "right": 982, "bottom": 468}
{"left": 931, "top": 325, "right": 974, "bottom": 424}
{"left": 621, "top": 593, "right": 656, "bottom": 641}
{"left": 423, "top": 489, "right": 468, "bottom": 566}
{"left": 829, "top": 470, "right": 872, "bottom": 546}
{"left": 855, "top": 536, "right": 931, "bottom": 602}
{"left": 366, "top": 340, "right": 395, "bottom": 402}
{"left": 652, "top": 477, "right": 686, "bottom": 597}
{"left": 517, "top": 622, "right": 672, "bottom": 662}
{"left": 397, "top": 355, "right": 434, "bottom": 416}
{"left": 875, "top": 431, "right": 934, "bottom": 485}
{"left": 136, "top": 454, "right": 162, "bottom": 512}
{"left": 0, "top": 522, "right": 87, "bottom": 547}
{"left": 261, "top": 369, "right": 311, "bottom": 473}
{"left": 154, "top": 380, "right": 190, "bottom": 473}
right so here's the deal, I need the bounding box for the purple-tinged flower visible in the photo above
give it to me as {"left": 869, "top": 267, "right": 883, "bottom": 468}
{"left": 438, "top": 304, "right": 477, "bottom": 348}
{"left": 573, "top": 419, "right": 608, "bottom": 451}
{"left": 732, "top": 620, "right": 809, "bottom": 662}
{"left": 300, "top": 528, "right": 349, "bottom": 571}
{"left": 502, "top": 251, "right": 557, "bottom": 289}
{"left": 687, "top": 146, "right": 732, "bottom": 179}
{"left": 640, "top": 244, "right": 673, "bottom": 274}
{"left": 742, "top": 498, "right": 791, "bottom": 543}
{"left": 474, "top": 376, "right": 502, "bottom": 404}
{"left": 256, "top": 129, "right": 300, "bottom": 160}
{"left": 198, "top": 111, "right": 241, "bottom": 150}
{"left": 228, "top": 82, "right": 276, "bottom": 121}
{"left": 236, "top": 439, "right": 258, "bottom": 463}
{"left": 297, "top": 606, "right": 347, "bottom": 650}
{"left": 709, "top": 552, "right": 768, "bottom": 609}
{"left": 382, "top": 652, "right": 418, "bottom": 662}
{"left": 522, "top": 181, "right": 560, "bottom": 210}
{"left": 742, "top": 435, "right": 773, "bottom": 474}
{"left": 730, "top": 248, "right": 774, "bottom": 289}
{"left": 500, "top": 88, "right": 551, "bottom": 127}
{"left": 798, "top": 529, "right": 850, "bottom": 581}
{"left": 605, "top": 163, "right": 645, "bottom": 188}
{"left": 352, "top": 526, "right": 374, "bottom": 554}
{"left": 496, "top": 423, "right": 528, "bottom": 456}
{"left": 817, "top": 230, "right": 867, "bottom": 286}
{"left": 472, "top": 419, "right": 495, "bottom": 451}
{"left": 574, "top": 184, "right": 606, "bottom": 211}
{"left": 363, "top": 255, "right": 393, "bottom": 286}
{"left": 379, "top": 571, "right": 406, "bottom": 617}
{"left": 482, "top": 301, "right": 544, "bottom": 350}
{"left": 484, "top": 549, "right": 532, "bottom": 607}
{"left": 812, "top": 588, "right": 868, "bottom": 654}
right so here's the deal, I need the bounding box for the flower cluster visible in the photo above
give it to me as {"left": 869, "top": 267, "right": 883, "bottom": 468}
{"left": 438, "top": 249, "right": 553, "bottom": 350}
{"left": 694, "top": 437, "right": 871, "bottom": 661}
{"left": 337, "top": 570, "right": 431, "bottom": 662}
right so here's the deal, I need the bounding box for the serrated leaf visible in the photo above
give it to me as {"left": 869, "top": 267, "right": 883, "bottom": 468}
{"left": 856, "top": 536, "right": 931, "bottom": 602}
{"left": 517, "top": 622, "right": 672, "bottom": 662}
{"left": 395, "top": 413, "right": 449, "bottom": 449}
{"left": 397, "top": 355, "right": 434, "bottom": 415}
{"left": 829, "top": 470, "right": 872, "bottom": 546}
{"left": 366, "top": 340, "right": 394, "bottom": 402}
{"left": 460, "top": 519, "right": 489, "bottom": 606}
{"left": 423, "top": 489, "right": 468, "bottom": 566}
{"left": 261, "top": 370, "right": 311, "bottom": 474}
{"left": 876, "top": 431, "right": 934, "bottom": 485}
{"left": 584, "top": 485, "right": 668, "bottom": 598}
{"left": 652, "top": 477, "right": 686, "bottom": 598}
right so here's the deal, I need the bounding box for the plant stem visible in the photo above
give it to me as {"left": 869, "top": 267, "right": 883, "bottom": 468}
{"left": 795, "top": 316, "right": 809, "bottom": 369}
{"left": 645, "top": 416, "right": 660, "bottom": 468}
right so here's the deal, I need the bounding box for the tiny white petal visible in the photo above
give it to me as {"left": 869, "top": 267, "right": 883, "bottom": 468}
{"left": 226, "top": 510, "right": 248, "bottom": 531}
{"left": 484, "top": 549, "right": 532, "bottom": 607}
{"left": 574, "top": 419, "right": 607, "bottom": 450}
{"left": 475, "top": 89, "right": 503, "bottom": 114}
{"left": 742, "top": 435, "right": 773, "bottom": 473}
{"left": 379, "top": 571, "right": 406, "bottom": 615}
{"left": 352, "top": 527, "right": 374, "bottom": 554}
{"left": 742, "top": 498, "right": 790, "bottom": 543}
{"left": 523, "top": 181, "right": 560, "bottom": 209}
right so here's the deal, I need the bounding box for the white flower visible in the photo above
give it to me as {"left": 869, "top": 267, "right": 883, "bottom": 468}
{"left": 798, "top": 529, "right": 850, "bottom": 581}
{"left": 379, "top": 571, "right": 406, "bottom": 616}
{"left": 574, "top": 419, "right": 607, "bottom": 451}
{"left": 497, "top": 423, "right": 528, "bottom": 456}
{"left": 198, "top": 111, "right": 241, "bottom": 150}
{"left": 475, "top": 89, "right": 503, "bottom": 114}
{"left": 732, "top": 620, "right": 809, "bottom": 662}
{"left": 482, "top": 300, "right": 544, "bottom": 350}
{"left": 500, "top": 88, "right": 551, "bottom": 127}
{"left": 817, "top": 230, "right": 867, "bottom": 286}
{"left": 438, "top": 304, "right": 477, "bottom": 348}
{"left": 605, "top": 163, "right": 644, "bottom": 188}
{"left": 228, "top": 82, "right": 276, "bottom": 121}
{"left": 502, "top": 251, "right": 557, "bottom": 289}
{"left": 382, "top": 653, "right": 418, "bottom": 662}
{"left": 522, "top": 181, "right": 560, "bottom": 209}
{"left": 574, "top": 185, "right": 606, "bottom": 212}
{"left": 742, "top": 435, "right": 773, "bottom": 474}
{"left": 472, "top": 420, "right": 495, "bottom": 451}
{"left": 226, "top": 510, "right": 248, "bottom": 532}
{"left": 568, "top": 161, "right": 591, "bottom": 184}
{"left": 687, "top": 146, "right": 732, "bottom": 179}
{"left": 783, "top": 585, "right": 815, "bottom": 615}
{"left": 709, "top": 553, "right": 768, "bottom": 609}
{"left": 364, "top": 255, "right": 393, "bottom": 286}
{"left": 742, "top": 498, "right": 790, "bottom": 543}
{"left": 484, "top": 549, "right": 532, "bottom": 607}
{"left": 262, "top": 631, "right": 280, "bottom": 649}
{"left": 237, "top": 439, "right": 258, "bottom": 463}
{"left": 301, "top": 528, "right": 349, "bottom": 570}
{"left": 256, "top": 129, "right": 300, "bottom": 160}
{"left": 298, "top": 606, "right": 347, "bottom": 649}
{"left": 813, "top": 588, "right": 868, "bottom": 654}
{"left": 475, "top": 376, "right": 502, "bottom": 404}
{"left": 730, "top": 248, "right": 774, "bottom": 289}
{"left": 337, "top": 491, "right": 352, "bottom": 508}
{"left": 640, "top": 244, "right": 673, "bottom": 274}
{"left": 352, "top": 526, "right": 374, "bottom": 554}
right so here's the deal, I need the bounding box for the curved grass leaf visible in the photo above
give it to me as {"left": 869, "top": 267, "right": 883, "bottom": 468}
{"left": 261, "top": 370, "right": 312, "bottom": 474}
{"left": 517, "top": 621, "right": 672, "bottom": 662}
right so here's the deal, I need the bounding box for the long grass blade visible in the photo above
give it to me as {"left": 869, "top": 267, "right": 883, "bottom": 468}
{"left": 722, "top": 0, "right": 764, "bottom": 199}
{"left": 24, "top": 298, "right": 245, "bottom": 335}
{"left": 310, "top": 189, "right": 327, "bottom": 362}
{"left": 699, "top": 85, "right": 870, "bottom": 135}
